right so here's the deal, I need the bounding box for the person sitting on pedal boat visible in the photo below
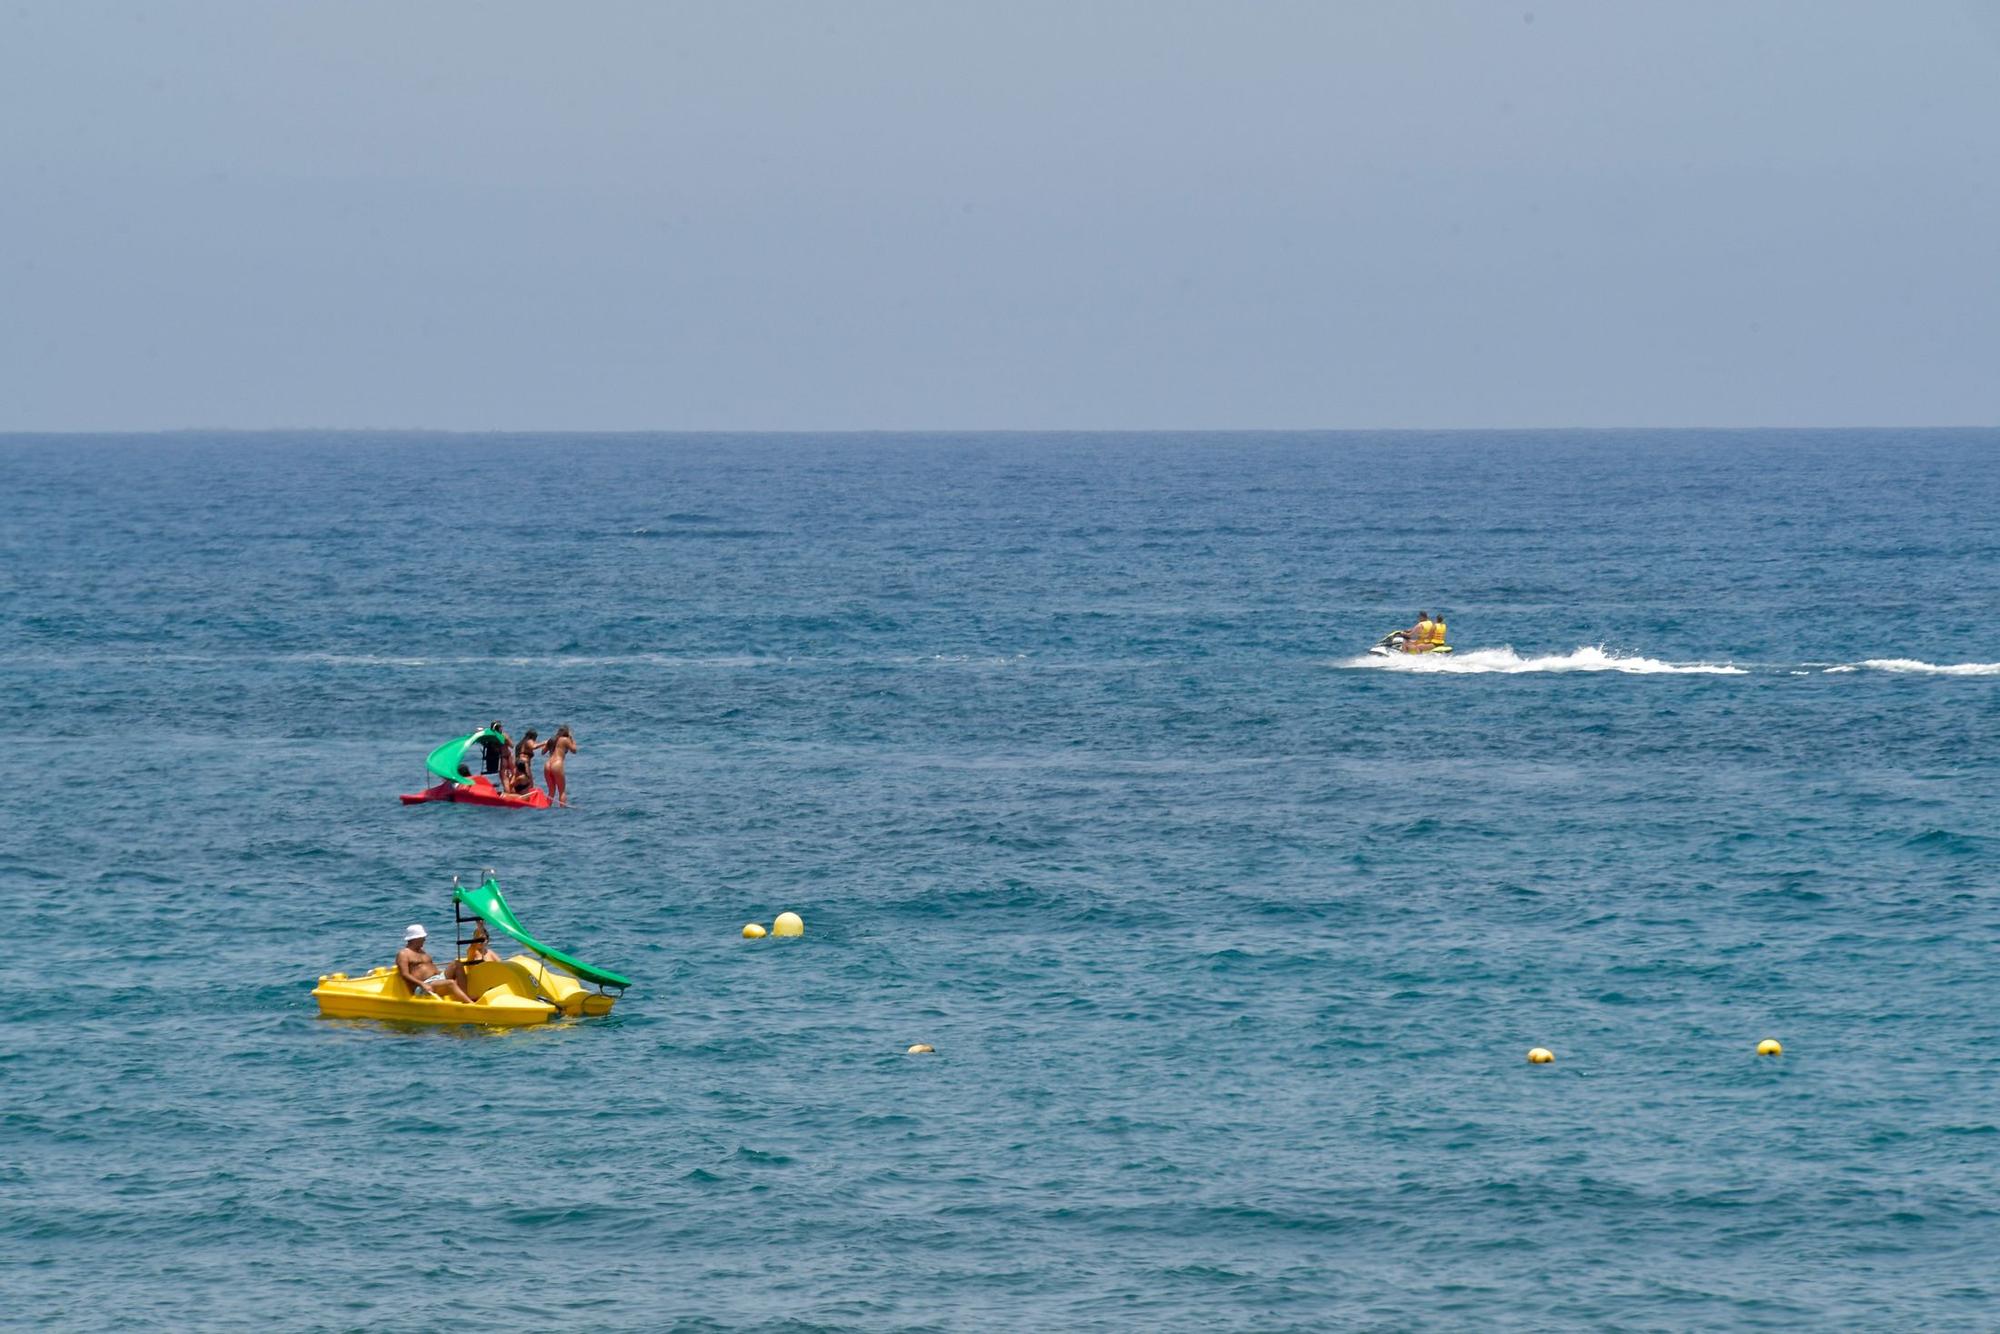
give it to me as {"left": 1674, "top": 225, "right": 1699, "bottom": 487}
{"left": 397, "top": 925, "right": 473, "bottom": 1003}
{"left": 444, "top": 922, "right": 501, "bottom": 997}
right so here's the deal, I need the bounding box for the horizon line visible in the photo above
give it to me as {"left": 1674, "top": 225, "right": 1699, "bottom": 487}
{"left": 3, "top": 423, "right": 1998, "bottom": 438}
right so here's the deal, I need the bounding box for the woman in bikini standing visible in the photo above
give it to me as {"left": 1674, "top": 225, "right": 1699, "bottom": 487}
{"left": 514, "top": 729, "right": 541, "bottom": 793}
{"left": 543, "top": 724, "right": 577, "bottom": 807}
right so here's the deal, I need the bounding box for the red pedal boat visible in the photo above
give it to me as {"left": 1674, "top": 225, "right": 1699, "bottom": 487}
{"left": 400, "top": 775, "right": 551, "bottom": 808}
{"left": 400, "top": 728, "right": 551, "bottom": 809}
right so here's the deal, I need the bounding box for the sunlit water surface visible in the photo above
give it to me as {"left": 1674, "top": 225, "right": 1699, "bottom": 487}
{"left": 4, "top": 430, "right": 1998, "bottom": 1330}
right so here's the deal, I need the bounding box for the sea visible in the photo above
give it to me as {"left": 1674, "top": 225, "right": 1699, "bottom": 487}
{"left": 3, "top": 429, "right": 1997, "bottom": 1331}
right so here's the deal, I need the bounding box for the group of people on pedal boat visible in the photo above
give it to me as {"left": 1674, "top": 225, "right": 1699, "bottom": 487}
{"left": 465, "top": 720, "right": 579, "bottom": 805}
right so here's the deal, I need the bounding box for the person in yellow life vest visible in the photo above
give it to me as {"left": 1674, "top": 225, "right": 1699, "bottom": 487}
{"left": 1403, "top": 611, "right": 1434, "bottom": 652}
{"left": 1428, "top": 613, "right": 1447, "bottom": 648}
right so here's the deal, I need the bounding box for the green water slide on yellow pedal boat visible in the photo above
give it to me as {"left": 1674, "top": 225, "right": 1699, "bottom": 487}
{"left": 453, "top": 876, "right": 633, "bottom": 993}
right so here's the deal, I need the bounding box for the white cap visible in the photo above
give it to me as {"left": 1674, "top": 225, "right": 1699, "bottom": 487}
{"left": 405, "top": 923, "right": 427, "bottom": 942}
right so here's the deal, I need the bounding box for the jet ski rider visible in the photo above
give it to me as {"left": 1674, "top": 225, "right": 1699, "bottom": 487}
{"left": 1395, "top": 611, "right": 1447, "bottom": 653}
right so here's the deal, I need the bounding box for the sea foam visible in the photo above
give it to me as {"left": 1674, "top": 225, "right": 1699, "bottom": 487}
{"left": 1340, "top": 645, "right": 1747, "bottom": 675}
{"left": 1843, "top": 658, "right": 2000, "bottom": 676}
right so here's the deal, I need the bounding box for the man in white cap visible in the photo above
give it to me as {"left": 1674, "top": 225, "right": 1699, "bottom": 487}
{"left": 395, "top": 924, "right": 474, "bottom": 1003}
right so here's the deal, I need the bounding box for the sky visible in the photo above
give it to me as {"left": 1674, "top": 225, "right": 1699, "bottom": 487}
{"left": 2, "top": 1, "right": 1997, "bottom": 431}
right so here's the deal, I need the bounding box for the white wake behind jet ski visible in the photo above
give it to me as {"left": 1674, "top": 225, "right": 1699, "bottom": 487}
{"left": 1367, "top": 630, "right": 1454, "bottom": 658}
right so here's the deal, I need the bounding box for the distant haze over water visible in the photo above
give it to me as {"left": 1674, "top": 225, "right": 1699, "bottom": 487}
{"left": 4, "top": 3, "right": 2000, "bottom": 430}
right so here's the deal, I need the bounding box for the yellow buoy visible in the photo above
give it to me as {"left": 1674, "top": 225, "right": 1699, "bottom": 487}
{"left": 1527, "top": 1047, "right": 1555, "bottom": 1065}
{"left": 907, "top": 1044, "right": 935, "bottom": 1054}
{"left": 772, "top": 911, "right": 804, "bottom": 938}
{"left": 741, "top": 922, "right": 767, "bottom": 939}
{"left": 1757, "top": 1038, "right": 1782, "bottom": 1056}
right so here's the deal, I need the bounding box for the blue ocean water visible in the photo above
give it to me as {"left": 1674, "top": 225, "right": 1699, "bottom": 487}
{"left": 3, "top": 429, "right": 1998, "bottom": 1330}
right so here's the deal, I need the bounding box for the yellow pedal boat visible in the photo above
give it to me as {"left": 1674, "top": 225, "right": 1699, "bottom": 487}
{"left": 313, "top": 874, "right": 630, "bottom": 1027}
{"left": 314, "top": 955, "right": 617, "bottom": 1025}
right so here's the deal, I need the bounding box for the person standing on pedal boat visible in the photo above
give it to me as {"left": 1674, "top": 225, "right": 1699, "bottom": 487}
{"left": 489, "top": 721, "right": 519, "bottom": 793}
{"left": 477, "top": 723, "right": 510, "bottom": 785}
{"left": 515, "top": 729, "right": 542, "bottom": 789}
{"left": 543, "top": 724, "right": 577, "bottom": 807}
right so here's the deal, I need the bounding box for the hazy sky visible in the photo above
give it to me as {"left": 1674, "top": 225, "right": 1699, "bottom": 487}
{"left": 3, "top": 1, "right": 1997, "bottom": 430}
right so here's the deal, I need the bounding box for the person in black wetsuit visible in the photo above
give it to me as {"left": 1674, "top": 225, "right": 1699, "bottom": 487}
{"left": 478, "top": 722, "right": 512, "bottom": 790}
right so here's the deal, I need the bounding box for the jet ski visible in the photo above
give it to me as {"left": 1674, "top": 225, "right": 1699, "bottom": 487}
{"left": 1367, "top": 630, "right": 1453, "bottom": 658}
